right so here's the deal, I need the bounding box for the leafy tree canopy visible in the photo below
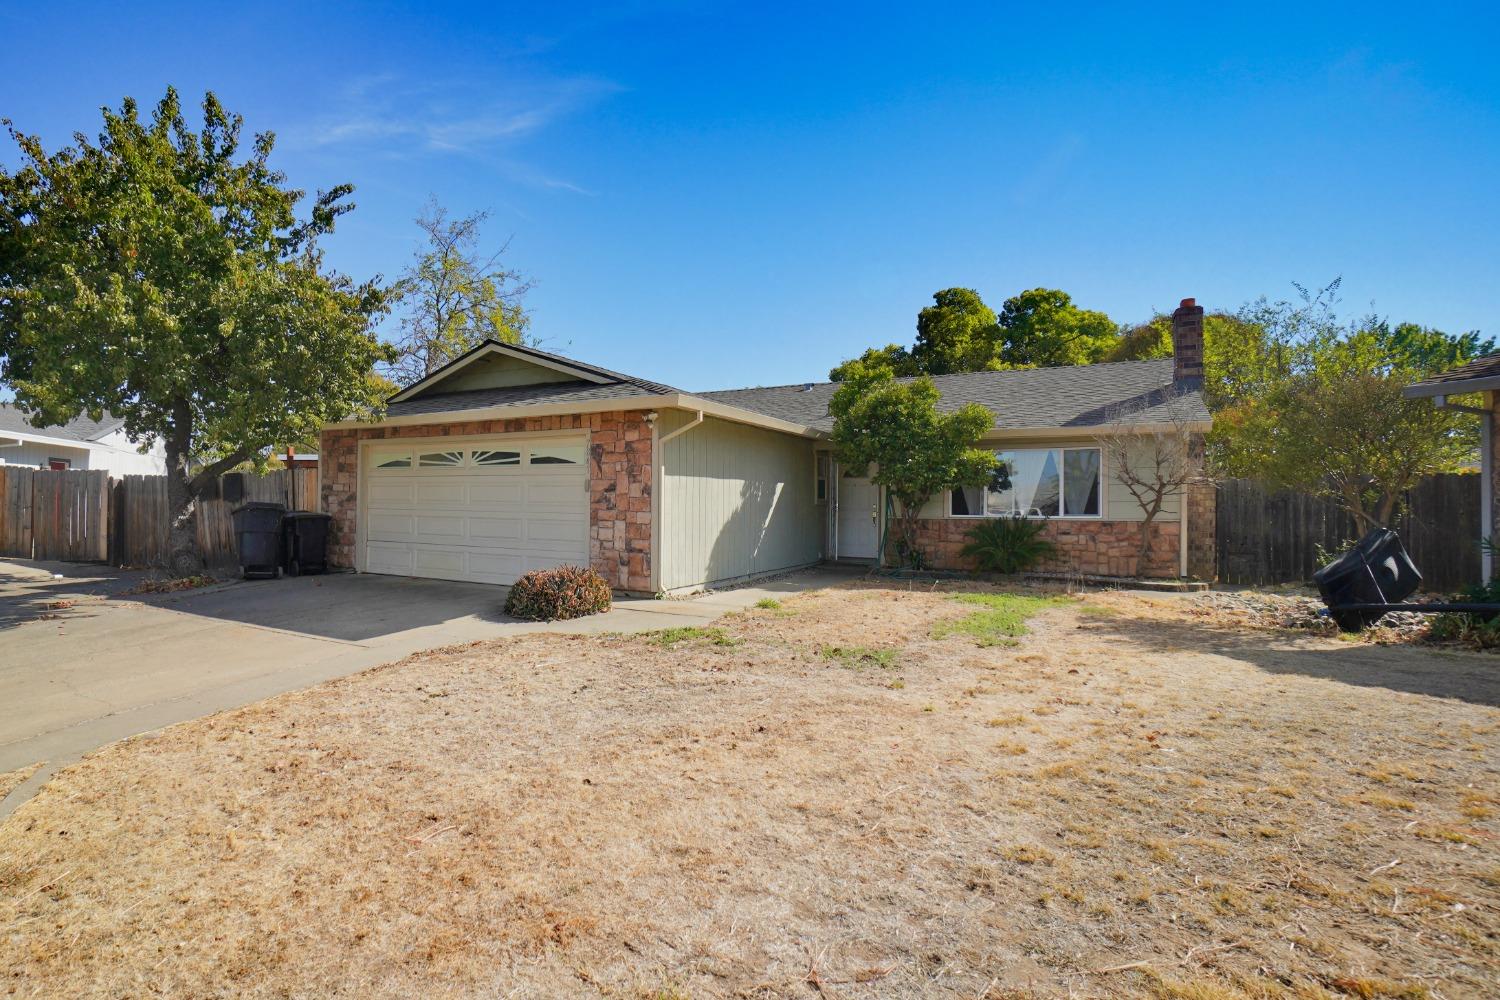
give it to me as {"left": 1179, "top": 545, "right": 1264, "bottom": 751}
{"left": 831, "top": 286, "right": 1119, "bottom": 380}
{"left": 1210, "top": 293, "right": 1491, "bottom": 527}
{"left": 910, "top": 287, "right": 1000, "bottom": 374}
{"left": 993, "top": 287, "right": 1118, "bottom": 368}
{"left": 0, "top": 88, "right": 392, "bottom": 571}
{"left": 386, "top": 200, "right": 533, "bottom": 385}
{"left": 829, "top": 366, "right": 996, "bottom": 566}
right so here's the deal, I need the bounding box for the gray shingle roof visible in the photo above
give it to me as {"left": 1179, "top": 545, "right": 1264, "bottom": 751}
{"left": 699, "top": 359, "right": 1210, "bottom": 433}
{"left": 0, "top": 403, "right": 124, "bottom": 442}
{"left": 1404, "top": 353, "right": 1500, "bottom": 396}
{"left": 391, "top": 339, "right": 679, "bottom": 403}
{"left": 384, "top": 380, "right": 661, "bottom": 419}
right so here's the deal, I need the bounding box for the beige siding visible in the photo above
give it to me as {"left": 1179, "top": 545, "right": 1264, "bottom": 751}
{"left": 915, "top": 435, "right": 1182, "bottom": 522}
{"left": 429, "top": 353, "right": 578, "bottom": 393}
{"left": 659, "top": 412, "right": 822, "bottom": 591}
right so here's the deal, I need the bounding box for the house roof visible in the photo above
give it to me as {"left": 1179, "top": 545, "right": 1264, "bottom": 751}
{"left": 1403, "top": 353, "right": 1500, "bottom": 398}
{"left": 385, "top": 380, "right": 664, "bottom": 419}
{"left": 389, "top": 339, "right": 678, "bottom": 404}
{"left": 0, "top": 403, "right": 125, "bottom": 443}
{"left": 699, "top": 359, "right": 1211, "bottom": 434}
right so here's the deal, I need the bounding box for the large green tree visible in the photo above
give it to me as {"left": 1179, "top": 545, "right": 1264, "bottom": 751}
{"left": 992, "top": 287, "right": 1118, "bottom": 368}
{"left": 829, "top": 367, "right": 996, "bottom": 566}
{"left": 0, "top": 89, "right": 392, "bottom": 573}
{"left": 386, "top": 199, "right": 533, "bottom": 384}
{"left": 910, "top": 287, "right": 1000, "bottom": 374}
{"left": 1214, "top": 313, "right": 1487, "bottom": 528}
{"left": 830, "top": 286, "right": 1119, "bottom": 380}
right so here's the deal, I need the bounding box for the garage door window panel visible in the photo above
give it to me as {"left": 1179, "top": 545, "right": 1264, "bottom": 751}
{"left": 529, "top": 443, "right": 585, "bottom": 465}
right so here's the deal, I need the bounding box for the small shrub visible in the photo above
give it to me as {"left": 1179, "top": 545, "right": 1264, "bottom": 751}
{"left": 503, "top": 565, "right": 611, "bottom": 621}
{"left": 753, "top": 597, "right": 782, "bottom": 610}
{"left": 959, "top": 516, "right": 1058, "bottom": 574}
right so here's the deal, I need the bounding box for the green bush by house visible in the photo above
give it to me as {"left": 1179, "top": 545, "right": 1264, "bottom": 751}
{"left": 959, "top": 516, "right": 1058, "bottom": 574}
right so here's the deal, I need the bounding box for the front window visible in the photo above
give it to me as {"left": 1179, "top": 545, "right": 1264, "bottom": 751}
{"left": 950, "top": 447, "right": 1101, "bottom": 518}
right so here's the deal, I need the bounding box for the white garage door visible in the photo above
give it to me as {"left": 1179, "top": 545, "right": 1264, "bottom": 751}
{"left": 362, "top": 437, "right": 589, "bottom": 585}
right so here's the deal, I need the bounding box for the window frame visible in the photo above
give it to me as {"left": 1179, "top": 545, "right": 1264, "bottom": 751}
{"left": 948, "top": 445, "right": 1104, "bottom": 520}
{"left": 814, "top": 453, "right": 830, "bottom": 504}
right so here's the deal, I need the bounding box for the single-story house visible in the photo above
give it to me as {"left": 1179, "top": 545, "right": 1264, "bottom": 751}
{"left": 320, "top": 299, "right": 1215, "bottom": 594}
{"left": 0, "top": 404, "right": 166, "bottom": 475}
{"left": 1404, "top": 356, "right": 1500, "bottom": 580}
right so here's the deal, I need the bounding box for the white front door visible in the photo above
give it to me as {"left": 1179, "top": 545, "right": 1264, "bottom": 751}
{"left": 361, "top": 436, "right": 589, "bottom": 585}
{"left": 837, "top": 474, "right": 880, "bottom": 559}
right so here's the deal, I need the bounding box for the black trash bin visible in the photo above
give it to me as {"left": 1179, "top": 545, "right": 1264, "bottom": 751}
{"left": 231, "top": 502, "right": 286, "bottom": 579}
{"left": 281, "top": 511, "right": 333, "bottom": 577}
{"left": 1313, "top": 527, "right": 1422, "bottom": 632}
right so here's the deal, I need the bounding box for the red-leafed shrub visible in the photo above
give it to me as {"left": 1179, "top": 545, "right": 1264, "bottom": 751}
{"left": 503, "top": 565, "right": 612, "bottom": 621}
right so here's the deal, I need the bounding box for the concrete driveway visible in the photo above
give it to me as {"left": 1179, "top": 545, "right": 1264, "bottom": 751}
{"left": 0, "top": 559, "right": 839, "bottom": 814}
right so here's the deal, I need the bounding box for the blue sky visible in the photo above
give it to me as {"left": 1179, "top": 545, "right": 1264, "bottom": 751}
{"left": 3, "top": 2, "right": 1498, "bottom": 392}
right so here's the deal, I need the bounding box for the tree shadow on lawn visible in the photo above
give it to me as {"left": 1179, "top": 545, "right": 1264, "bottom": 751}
{"left": 1078, "top": 611, "right": 1500, "bottom": 708}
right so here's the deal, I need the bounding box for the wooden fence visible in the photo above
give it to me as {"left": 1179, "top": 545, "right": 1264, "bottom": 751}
{"left": 111, "top": 468, "right": 319, "bottom": 569}
{"left": 0, "top": 466, "right": 318, "bottom": 570}
{"left": 0, "top": 467, "right": 110, "bottom": 562}
{"left": 1215, "top": 473, "right": 1482, "bottom": 592}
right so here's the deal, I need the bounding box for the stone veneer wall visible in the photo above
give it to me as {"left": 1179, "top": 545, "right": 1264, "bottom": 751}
{"left": 319, "top": 410, "right": 654, "bottom": 593}
{"left": 907, "top": 517, "right": 1182, "bottom": 579}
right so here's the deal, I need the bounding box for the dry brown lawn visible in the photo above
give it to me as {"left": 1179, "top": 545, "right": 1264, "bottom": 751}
{"left": 1, "top": 581, "right": 1496, "bottom": 999}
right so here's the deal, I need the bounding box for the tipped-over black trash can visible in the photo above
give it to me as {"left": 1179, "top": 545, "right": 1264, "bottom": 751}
{"left": 1313, "top": 527, "right": 1422, "bottom": 632}
{"left": 231, "top": 502, "right": 286, "bottom": 579}
{"left": 281, "top": 511, "right": 332, "bottom": 577}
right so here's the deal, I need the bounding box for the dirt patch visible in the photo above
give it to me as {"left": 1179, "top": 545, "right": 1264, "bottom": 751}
{"left": 1, "top": 582, "right": 1496, "bottom": 998}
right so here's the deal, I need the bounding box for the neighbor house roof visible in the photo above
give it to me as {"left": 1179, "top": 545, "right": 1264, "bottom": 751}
{"left": 0, "top": 403, "right": 125, "bottom": 443}
{"left": 1403, "top": 354, "right": 1500, "bottom": 398}
{"left": 699, "top": 359, "right": 1210, "bottom": 434}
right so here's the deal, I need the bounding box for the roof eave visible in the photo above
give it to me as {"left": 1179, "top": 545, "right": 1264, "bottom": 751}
{"left": 323, "top": 392, "right": 824, "bottom": 439}
{"left": 1403, "top": 377, "right": 1500, "bottom": 399}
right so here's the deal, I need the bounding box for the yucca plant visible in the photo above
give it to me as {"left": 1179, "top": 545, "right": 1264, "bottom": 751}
{"left": 959, "top": 516, "right": 1058, "bottom": 574}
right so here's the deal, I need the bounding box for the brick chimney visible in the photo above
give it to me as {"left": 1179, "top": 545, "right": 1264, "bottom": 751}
{"left": 1171, "top": 297, "right": 1205, "bottom": 387}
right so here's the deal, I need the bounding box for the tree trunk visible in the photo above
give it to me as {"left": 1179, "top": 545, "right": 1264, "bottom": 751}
{"left": 164, "top": 400, "right": 203, "bottom": 577}
{"left": 165, "top": 457, "right": 203, "bottom": 577}
{"left": 1136, "top": 497, "right": 1164, "bottom": 578}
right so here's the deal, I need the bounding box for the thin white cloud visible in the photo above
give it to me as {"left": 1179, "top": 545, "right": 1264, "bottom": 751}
{"left": 287, "top": 73, "right": 618, "bottom": 168}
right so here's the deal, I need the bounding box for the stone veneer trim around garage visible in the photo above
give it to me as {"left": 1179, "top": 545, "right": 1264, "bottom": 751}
{"left": 319, "top": 410, "right": 653, "bottom": 593}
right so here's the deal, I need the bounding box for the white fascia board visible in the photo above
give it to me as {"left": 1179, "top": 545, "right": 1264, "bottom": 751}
{"left": 0, "top": 428, "right": 100, "bottom": 450}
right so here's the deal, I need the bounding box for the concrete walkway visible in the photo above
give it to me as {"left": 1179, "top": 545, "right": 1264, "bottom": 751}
{"left": 0, "top": 560, "right": 846, "bottom": 817}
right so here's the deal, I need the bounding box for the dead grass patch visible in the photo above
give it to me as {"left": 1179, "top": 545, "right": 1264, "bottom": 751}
{"left": 1, "top": 582, "right": 1496, "bottom": 998}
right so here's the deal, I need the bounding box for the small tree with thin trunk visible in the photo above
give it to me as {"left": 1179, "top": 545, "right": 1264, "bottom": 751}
{"left": 386, "top": 200, "right": 533, "bottom": 384}
{"left": 1098, "top": 396, "right": 1207, "bottom": 577}
{"left": 829, "top": 368, "right": 996, "bottom": 567}
{"left": 0, "top": 89, "right": 392, "bottom": 575}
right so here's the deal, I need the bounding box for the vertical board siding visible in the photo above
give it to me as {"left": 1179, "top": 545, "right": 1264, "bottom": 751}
{"left": 1215, "top": 474, "right": 1481, "bottom": 592}
{"left": 659, "top": 414, "right": 821, "bottom": 591}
